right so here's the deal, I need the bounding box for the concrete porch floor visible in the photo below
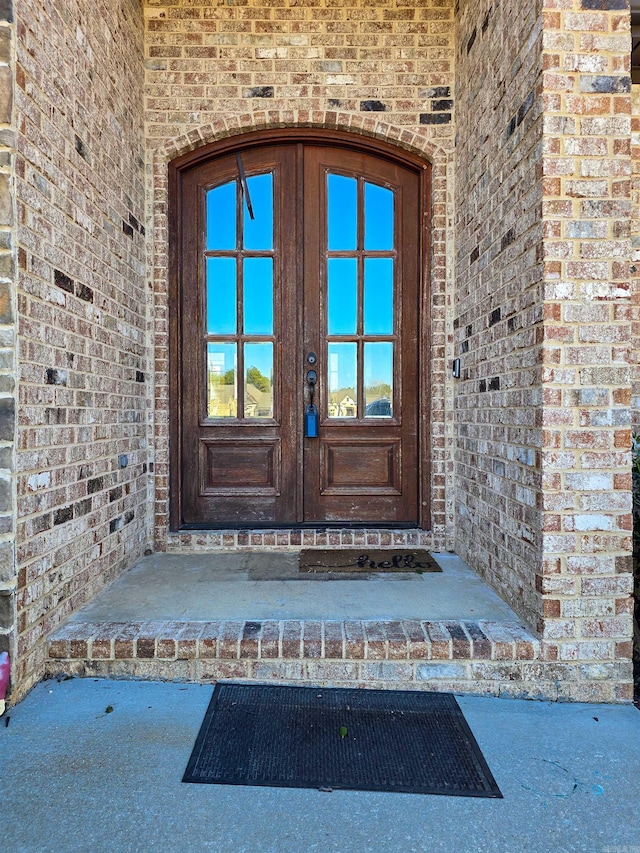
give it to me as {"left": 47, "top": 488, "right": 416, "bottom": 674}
{"left": 66, "top": 551, "right": 522, "bottom": 624}
{"left": 45, "top": 551, "right": 563, "bottom": 701}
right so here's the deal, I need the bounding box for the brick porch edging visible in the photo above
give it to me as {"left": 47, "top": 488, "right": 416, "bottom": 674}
{"left": 44, "top": 617, "right": 603, "bottom": 701}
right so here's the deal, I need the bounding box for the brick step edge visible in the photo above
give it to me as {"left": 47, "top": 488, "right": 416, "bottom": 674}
{"left": 46, "top": 620, "right": 635, "bottom": 702}
{"left": 47, "top": 618, "right": 538, "bottom": 663}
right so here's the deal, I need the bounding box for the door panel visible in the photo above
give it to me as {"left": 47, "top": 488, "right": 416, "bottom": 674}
{"left": 201, "top": 439, "right": 281, "bottom": 493}
{"left": 303, "top": 146, "right": 419, "bottom": 523}
{"left": 180, "top": 145, "right": 299, "bottom": 524}
{"left": 322, "top": 440, "right": 401, "bottom": 492}
{"left": 177, "top": 140, "right": 422, "bottom": 527}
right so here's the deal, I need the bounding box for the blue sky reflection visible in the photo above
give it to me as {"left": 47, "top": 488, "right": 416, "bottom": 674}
{"left": 207, "top": 181, "right": 236, "bottom": 250}
{"left": 207, "top": 257, "right": 237, "bottom": 334}
{"left": 364, "top": 258, "right": 394, "bottom": 335}
{"left": 328, "top": 258, "right": 357, "bottom": 335}
{"left": 243, "top": 173, "right": 273, "bottom": 250}
{"left": 364, "top": 182, "right": 394, "bottom": 250}
{"left": 328, "top": 174, "right": 357, "bottom": 250}
{"left": 243, "top": 257, "right": 273, "bottom": 335}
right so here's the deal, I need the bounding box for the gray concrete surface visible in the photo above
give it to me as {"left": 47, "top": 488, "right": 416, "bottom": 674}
{"left": 67, "top": 551, "right": 521, "bottom": 623}
{"left": 1, "top": 678, "right": 639, "bottom": 853}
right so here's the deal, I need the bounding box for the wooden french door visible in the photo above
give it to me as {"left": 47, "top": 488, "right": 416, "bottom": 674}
{"left": 173, "top": 136, "right": 425, "bottom": 528}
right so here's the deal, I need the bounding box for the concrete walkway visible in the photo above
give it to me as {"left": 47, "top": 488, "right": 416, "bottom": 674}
{"left": 1, "top": 678, "right": 639, "bottom": 853}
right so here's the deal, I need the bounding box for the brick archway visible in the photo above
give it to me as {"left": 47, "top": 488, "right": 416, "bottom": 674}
{"left": 160, "top": 111, "right": 448, "bottom": 167}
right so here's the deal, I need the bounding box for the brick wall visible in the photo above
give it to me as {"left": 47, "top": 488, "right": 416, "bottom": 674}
{"left": 632, "top": 84, "right": 640, "bottom": 430}
{"left": 0, "top": 0, "right": 16, "bottom": 686}
{"left": 456, "top": 0, "right": 634, "bottom": 701}
{"left": 143, "top": 0, "right": 457, "bottom": 551}
{"left": 13, "top": 0, "right": 150, "bottom": 699}
{"left": 537, "top": 0, "right": 633, "bottom": 701}
{"left": 454, "top": 0, "right": 544, "bottom": 628}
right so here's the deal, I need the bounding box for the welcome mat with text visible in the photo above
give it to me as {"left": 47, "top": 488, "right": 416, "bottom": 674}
{"left": 183, "top": 684, "right": 502, "bottom": 798}
{"left": 299, "top": 549, "right": 442, "bottom": 573}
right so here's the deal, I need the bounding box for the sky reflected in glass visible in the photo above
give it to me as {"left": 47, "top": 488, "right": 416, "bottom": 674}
{"left": 243, "top": 173, "right": 273, "bottom": 251}
{"left": 207, "top": 257, "right": 237, "bottom": 335}
{"left": 328, "top": 174, "right": 357, "bottom": 250}
{"left": 328, "top": 258, "right": 357, "bottom": 335}
{"left": 243, "top": 257, "right": 273, "bottom": 335}
{"left": 207, "top": 181, "right": 236, "bottom": 250}
{"left": 364, "top": 258, "right": 394, "bottom": 335}
{"left": 364, "top": 182, "right": 394, "bottom": 250}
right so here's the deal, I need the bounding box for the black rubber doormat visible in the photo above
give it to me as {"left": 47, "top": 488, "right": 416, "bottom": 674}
{"left": 299, "top": 549, "right": 442, "bottom": 573}
{"left": 182, "top": 684, "right": 502, "bottom": 798}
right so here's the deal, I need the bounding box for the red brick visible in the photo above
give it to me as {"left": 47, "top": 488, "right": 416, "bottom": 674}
{"left": 218, "top": 622, "right": 243, "bottom": 659}
{"left": 383, "top": 622, "right": 408, "bottom": 660}
{"left": 302, "top": 621, "right": 322, "bottom": 658}
{"left": 259, "top": 621, "right": 281, "bottom": 659}
{"left": 239, "top": 622, "right": 261, "bottom": 659}
{"left": 424, "top": 622, "right": 451, "bottom": 660}
{"left": 344, "top": 622, "right": 365, "bottom": 659}
{"left": 323, "top": 622, "right": 344, "bottom": 659}
{"left": 282, "top": 621, "right": 302, "bottom": 658}
{"left": 198, "top": 622, "right": 221, "bottom": 659}
{"left": 364, "top": 622, "right": 387, "bottom": 660}
{"left": 401, "top": 620, "right": 428, "bottom": 659}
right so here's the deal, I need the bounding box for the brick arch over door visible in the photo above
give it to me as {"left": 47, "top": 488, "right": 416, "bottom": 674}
{"left": 161, "top": 111, "right": 448, "bottom": 167}
{"left": 150, "top": 117, "right": 451, "bottom": 548}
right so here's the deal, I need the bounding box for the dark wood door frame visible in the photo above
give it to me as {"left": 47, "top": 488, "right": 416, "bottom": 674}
{"left": 168, "top": 128, "right": 432, "bottom": 531}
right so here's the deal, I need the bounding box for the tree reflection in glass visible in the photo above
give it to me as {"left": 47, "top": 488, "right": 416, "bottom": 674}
{"left": 244, "top": 342, "right": 273, "bottom": 419}
{"left": 207, "top": 343, "right": 237, "bottom": 418}
{"left": 328, "top": 343, "right": 357, "bottom": 418}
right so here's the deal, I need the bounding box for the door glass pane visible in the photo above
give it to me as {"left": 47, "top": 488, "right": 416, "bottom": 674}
{"left": 207, "top": 343, "right": 237, "bottom": 418}
{"left": 328, "top": 258, "right": 357, "bottom": 335}
{"left": 328, "top": 342, "right": 357, "bottom": 419}
{"left": 327, "top": 174, "right": 357, "bottom": 251}
{"left": 364, "top": 258, "right": 394, "bottom": 335}
{"left": 364, "top": 342, "right": 393, "bottom": 418}
{"left": 207, "top": 257, "right": 237, "bottom": 335}
{"left": 243, "top": 173, "right": 273, "bottom": 251}
{"left": 206, "top": 181, "right": 236, "bottom": 250}
{"left": 364, "top": 182, "right": 394, "bottom": 250}
{"left": 243, "top": 258, "right": 273, "bottom": 335}
{"left": 244, "top": 342, "right": 274, "bottom": 419}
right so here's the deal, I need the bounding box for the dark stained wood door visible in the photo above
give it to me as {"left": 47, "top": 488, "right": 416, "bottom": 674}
{"left": 175, "top": 138, "right": 423, "bottom": 527}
